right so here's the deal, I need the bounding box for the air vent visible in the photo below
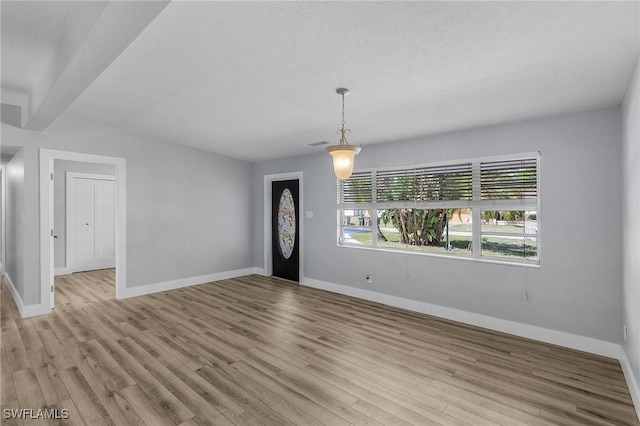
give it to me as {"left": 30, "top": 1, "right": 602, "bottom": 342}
{"left": 308, "top": 140, "right": 329, "bottom": 147}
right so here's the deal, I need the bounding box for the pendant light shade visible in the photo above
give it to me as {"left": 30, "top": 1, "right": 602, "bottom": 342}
{"left": 327, "top": 144, "right": 361, "bottom": 180}
{"left": 326, "top": 88, "right": 361, "bottom": 180}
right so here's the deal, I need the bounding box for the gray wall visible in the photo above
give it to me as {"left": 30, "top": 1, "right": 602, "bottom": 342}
{"left": 53, "top": 160, "right": 116, "bottom": 269}
{"left": 254, "top": 107, "right": 623, "bottom": 343}
{"left": 1, "top": 114, "right": 254, "bottom": 306}
{"left": 5, "top": 149, "right": 25, "bottom": 300}
{"left": 623, "top": 56, "right": 640, "bottom": 391}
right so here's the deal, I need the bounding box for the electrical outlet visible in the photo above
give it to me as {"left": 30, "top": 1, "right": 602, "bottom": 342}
{"left": 365, "top": 274, "right": 372, "bottom": 284}
{"left": 624, "top": 324, "right": 628, "bottom": 342}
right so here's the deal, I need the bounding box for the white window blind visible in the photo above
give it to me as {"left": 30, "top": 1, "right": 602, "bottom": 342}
{"left": 375, "top": 163, "right": 472, "bottom": 203}
{"left": 480, "top": 158, "right": 537, "bottom": 200}
{"left": 339, "top": 171, "right": 372, "bottom": 204}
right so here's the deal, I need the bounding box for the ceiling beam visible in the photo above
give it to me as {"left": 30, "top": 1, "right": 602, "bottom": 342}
{"left": 24, "top": 1, "right": 169, "bottom": 131}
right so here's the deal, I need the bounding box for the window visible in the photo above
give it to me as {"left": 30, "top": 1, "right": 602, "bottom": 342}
{"left": 337, "top": 153, "right": 540, "bottom": 265}
{"left": 480, "top": 211, "right": 538, "bottom": 261}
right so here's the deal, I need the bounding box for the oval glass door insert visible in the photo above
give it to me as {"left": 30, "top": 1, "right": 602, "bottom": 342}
{"left": 277, "top": 188, "right": 296, "bottom": 259}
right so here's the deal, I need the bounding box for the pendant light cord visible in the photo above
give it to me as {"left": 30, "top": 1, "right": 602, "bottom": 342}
{"left": 338, "top": 91, "right": 350, "bottom": 146}
{"left": 341, "top": 92, "right": 346, "bottom": 127}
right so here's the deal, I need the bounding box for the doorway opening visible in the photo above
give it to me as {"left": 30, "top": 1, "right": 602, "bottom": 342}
{"left": 1, "top": 146, "right": 23, "bottom": 277}
{"left": 40, "top": 149, "right": 126, "bottom": 314}
{"left": 54, "top": 165, "right": 117, "bottom": 309}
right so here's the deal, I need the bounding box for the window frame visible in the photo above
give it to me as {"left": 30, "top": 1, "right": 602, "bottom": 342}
{"left": 337, "top": 152, "right": 541, "bottom": 266}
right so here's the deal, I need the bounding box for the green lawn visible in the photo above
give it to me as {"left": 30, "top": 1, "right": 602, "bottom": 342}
{"left": 350, "top": 230, "right": 473, "bottom": 257}
{"left": 349, "top": 228, "right": 537, "bottom": 259}
{"left": 481, "top": 236, "right": 537, "bottom": 259}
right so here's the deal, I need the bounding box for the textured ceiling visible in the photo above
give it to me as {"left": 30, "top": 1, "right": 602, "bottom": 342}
{"left": 3, "top": 2, "right": 640, "bottom": 162}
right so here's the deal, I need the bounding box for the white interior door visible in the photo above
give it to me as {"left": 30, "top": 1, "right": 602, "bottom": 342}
{"left": 68, "top": 174, "right": 116, "bottom": 272}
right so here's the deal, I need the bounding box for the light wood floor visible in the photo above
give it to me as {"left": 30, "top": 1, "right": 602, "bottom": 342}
{"left": 54, "top": 269, "right": 115, "bottom": 309}
{"left": 1, "top": 270, "right": 638, "bottom": 426}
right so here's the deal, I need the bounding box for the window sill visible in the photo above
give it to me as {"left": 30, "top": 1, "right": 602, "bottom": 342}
{"left": 337, "top": 242, "right": 541, "bottom": 268}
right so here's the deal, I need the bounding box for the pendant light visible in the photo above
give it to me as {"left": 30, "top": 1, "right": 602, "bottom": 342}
{"left": 326, "top": 88, "right": 361, "bottom": 180}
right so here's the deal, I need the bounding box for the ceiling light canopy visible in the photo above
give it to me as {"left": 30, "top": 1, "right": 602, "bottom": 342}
{"left": 327, "top": 88, "right": 361, "bottom": 180}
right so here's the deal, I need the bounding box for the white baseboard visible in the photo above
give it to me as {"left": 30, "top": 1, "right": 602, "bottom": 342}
{"left": 252, "top": 267, "right": 266, "bottom": 276}
{"left": 301, "top": 277, "right": 621, "bottom": 359}
{"left": 620, "top": 348, "right": 640, "bottom": 421}
{"left": 120, "top": 267, "right": 258, "bottom": 299}
{"left": 54, "top": 267, "right": 73, "bottom": 276}
{"left": 3, "top": 273, "right": 50, "bottom": 318}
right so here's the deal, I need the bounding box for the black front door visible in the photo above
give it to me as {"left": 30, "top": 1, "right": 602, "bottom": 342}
{"left": 271, "top": 180, "right": 299, "bottom": 282}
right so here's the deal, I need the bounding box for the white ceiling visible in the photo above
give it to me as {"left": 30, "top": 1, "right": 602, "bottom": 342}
{"left": 2, "top": 1, "right": 639, "bottom": 162}
{"left": 0, "top": 1, "right": 73, "bottom": 105}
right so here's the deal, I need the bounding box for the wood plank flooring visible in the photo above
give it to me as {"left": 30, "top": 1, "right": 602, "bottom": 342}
{"left": 1, "top": 270, "right": 638, "bottom": 425}
{"left": 54, "top": 270, "right": 115, "bottom": 309}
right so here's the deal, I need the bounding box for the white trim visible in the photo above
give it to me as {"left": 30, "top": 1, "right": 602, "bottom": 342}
{"left": 620, "top": 348, "right": 640, "bottom": 421}
{"left": 3, "top": 273, "right": 50, "bottom": 318}
{"left": 120, "top": 268, "right": 257, "bottom": 299}
{"left": 301, "top": 277, "right": 620, "bottom": 359}
{"left": 536, "top": 151, "right": 542, "bottom": 265}
{"left": 65, "top": 172, "right": 115, "bottom": 182}
{"left": 337, "top": 242, "right": 542, "bottom": 269}
{"left": 39, "top": 149, "right": 126, "bottom": 317}
{"left": 263, "top": 172, "right": 304, "bottom": 280}
{"left": 1, "top": 165, "right": 5, "bottom": 274}
{"left": 54, "top": 267, "right": 73, "bottom": 276}
{"left": 66, "top": 172, "right": 116, "bottom": 273}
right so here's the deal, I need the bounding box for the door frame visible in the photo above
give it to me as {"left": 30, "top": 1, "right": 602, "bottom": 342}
{"left": 39, "top": 149, "right": 126, "bottom": 313}
{"left": 1, "top": 165, "right": 5, "bottom": 275}
{"left": 263, "top": 172, "right": 303, "bottom": 280}
{"left": 66, "top": 172, "right": 116, "bottom": 274}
